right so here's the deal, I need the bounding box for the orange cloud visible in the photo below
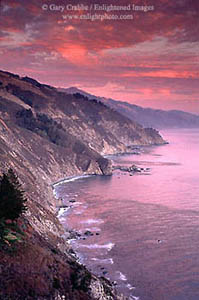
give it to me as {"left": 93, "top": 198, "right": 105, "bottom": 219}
{"left": 57, "top": 43, "right": 95, "bottom": 65}
{"left": 121, "top": 70, "right": 199, "bottom": 79}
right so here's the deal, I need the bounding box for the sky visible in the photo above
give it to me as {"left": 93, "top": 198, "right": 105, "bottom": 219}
{"left": 0, "top": 0, "right": 199, "bottom": 113}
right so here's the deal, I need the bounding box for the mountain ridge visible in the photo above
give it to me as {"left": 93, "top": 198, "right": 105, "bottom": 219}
{"left": 62, "top": 86, "right": 199, "bottom": 129}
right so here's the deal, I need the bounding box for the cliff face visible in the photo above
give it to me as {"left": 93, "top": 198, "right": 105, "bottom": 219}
{"left": 0, "top": 70, "right": 165, "bottom": 299}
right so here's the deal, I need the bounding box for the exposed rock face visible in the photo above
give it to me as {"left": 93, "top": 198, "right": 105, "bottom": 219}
{"left": 0, "top": 70, "right": 165, "bottom": 299}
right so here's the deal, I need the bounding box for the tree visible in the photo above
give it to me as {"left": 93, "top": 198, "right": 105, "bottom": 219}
{"left": 0, "top": 169, "right": 27, "bottom": 222}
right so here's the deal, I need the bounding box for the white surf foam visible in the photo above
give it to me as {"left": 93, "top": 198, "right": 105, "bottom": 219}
{"left": 52, "top": 188, "right": 58, "bottom": 198}
{"left": 57, "top": 207, "right": 70, "bottom": 218}
{"left": 71, "top": 201, "right": 82, "bottom": 207}
{"left": 53, "top": 175, "right": 92, "bottom": 187}
{"left": 91, "top": 258, "right": 114, "bottom": 264}
{"left": 84, "top": 227, "right": 101, "bottom": 232}
{"left": 126, "top": 283, "right": 136, "bottom": 290}
{"left": 79, "top": 242, "right": 115, "bottom": 251}
{"left": 117, "top": 271, "right": 127, "bottom": 281}
{"left": 130, "top": 296, "right": 140, "bottom": 300}
{"left": 80, "top": 219, "right": 104, "bottom": 225}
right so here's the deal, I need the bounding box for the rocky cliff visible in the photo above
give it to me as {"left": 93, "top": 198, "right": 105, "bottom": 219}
{"left": 0, "top": 70, "right": 165, "bottom": 299}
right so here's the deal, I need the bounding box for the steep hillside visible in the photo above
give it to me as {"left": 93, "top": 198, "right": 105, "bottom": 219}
{"left": 0, "top": 70, "right": 165, "bottom": 299}
{"left": 63, "top": 87, "right": 199, "bottom": 129}
{"left": 0, "top": 72, "right": 165, "bottom": 156}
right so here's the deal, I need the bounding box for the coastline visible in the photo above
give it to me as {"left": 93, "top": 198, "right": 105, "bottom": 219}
{"left": 52, "top": 171, "right": 130, "bottom": 300}
{"left": 53, "top": 175, "right": 115, "bottom": 279}
{"left": 52, "top": 143, "right": 166, "bottom": 299}
{"left": 53, "top": 173, "right": 102, "bottom": 241}
{"left": 52, "top": 169, "right": 140, "bottom": 299}
{"left": 53, "top": 174, "right": 93, "bottom": 188}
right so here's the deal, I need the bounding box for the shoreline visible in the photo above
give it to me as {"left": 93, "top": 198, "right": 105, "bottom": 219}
{"left": 51, "top": 143, "right": 166, "bottom": 299}
{"left": 52, "top": 174, "right": 130, "bottom": 298}
{"left": 52, "top": 167, "right": 139, "bottom": 299}
{"left": 52, "top": 174, "right": 93, "bottom": 188}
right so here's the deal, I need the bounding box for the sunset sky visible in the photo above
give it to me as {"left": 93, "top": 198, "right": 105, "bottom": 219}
{"left": 0, "top": 0, "right": 199, "bottom": 113}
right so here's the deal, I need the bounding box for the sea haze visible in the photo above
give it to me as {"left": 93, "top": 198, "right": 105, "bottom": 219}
{"left": 56, "top": 129, "right": 199, "bottom": 300}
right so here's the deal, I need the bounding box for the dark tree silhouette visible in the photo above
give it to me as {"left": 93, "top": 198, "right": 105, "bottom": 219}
{"left": 0, "top": 169, "right": 27, "bottom": 221}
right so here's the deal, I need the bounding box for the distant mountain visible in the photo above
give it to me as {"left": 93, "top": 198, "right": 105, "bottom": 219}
{"left": 102, "top": 99, "right": 199, "bottom": 129}
{"left": 62, "top": 87, "right": 199, "bottom": 129}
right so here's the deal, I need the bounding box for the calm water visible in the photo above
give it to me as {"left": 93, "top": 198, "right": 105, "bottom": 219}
{"left": 55, "top": 129, "right": 199, "bottom": 300}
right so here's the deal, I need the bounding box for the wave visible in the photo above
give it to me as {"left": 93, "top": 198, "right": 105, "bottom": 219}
{"left": 116, "top": 272, "right": 139, "bottom": 300}
{"left": 129, "top": 296, "right": 140, "bottom": 300}
{"left": 80, "top": 218, "right": 104, "bottom": 225}
{"left": 71, "top": 201, "right": 83, "bottom": 206}
{"left": 117, "top": 271, "right": 127, "bottom": 281}
{"left": 53, "top": 174, "right": 92, "bottom": 187}
{"left": 83, "top": 227, "right": 101, "bottom": 232}
{"left": 57, "top": 207, "right": 70, "bottom": 218}
{"left": 91, "top": 257, "right": 114, "bottom": 264}
{"left": 126, "top": 283, "right": 136, "bottom": 290}
{"left": 78, "top": 242, "right": 115, "bottom": 251}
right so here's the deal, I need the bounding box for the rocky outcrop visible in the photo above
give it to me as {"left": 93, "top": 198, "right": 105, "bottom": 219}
{"left": 0, "top": 70, "right": 165, "bottom": 299}
{"left": 113, "top": 164, "right": 150, "bottom": 173}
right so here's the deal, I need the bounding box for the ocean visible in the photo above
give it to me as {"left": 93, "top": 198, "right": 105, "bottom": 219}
{"left": 55, "top": 129, "right": 199, "bottom": 300}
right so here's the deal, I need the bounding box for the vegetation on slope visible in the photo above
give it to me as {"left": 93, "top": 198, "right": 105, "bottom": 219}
{"left": 16, "top": 108, "right": 66, "bottom": 146}
{"left": 0, "top": 169, "right": 27, "bottom": 248}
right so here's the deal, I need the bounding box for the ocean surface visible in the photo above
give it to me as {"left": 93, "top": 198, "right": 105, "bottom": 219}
{"left": 55, "top": 129, "right": 199, "bottom": 300}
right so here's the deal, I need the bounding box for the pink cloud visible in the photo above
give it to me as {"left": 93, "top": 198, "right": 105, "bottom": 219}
{"left": 0, "top": 0, "right": 199, "bottom": 113}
